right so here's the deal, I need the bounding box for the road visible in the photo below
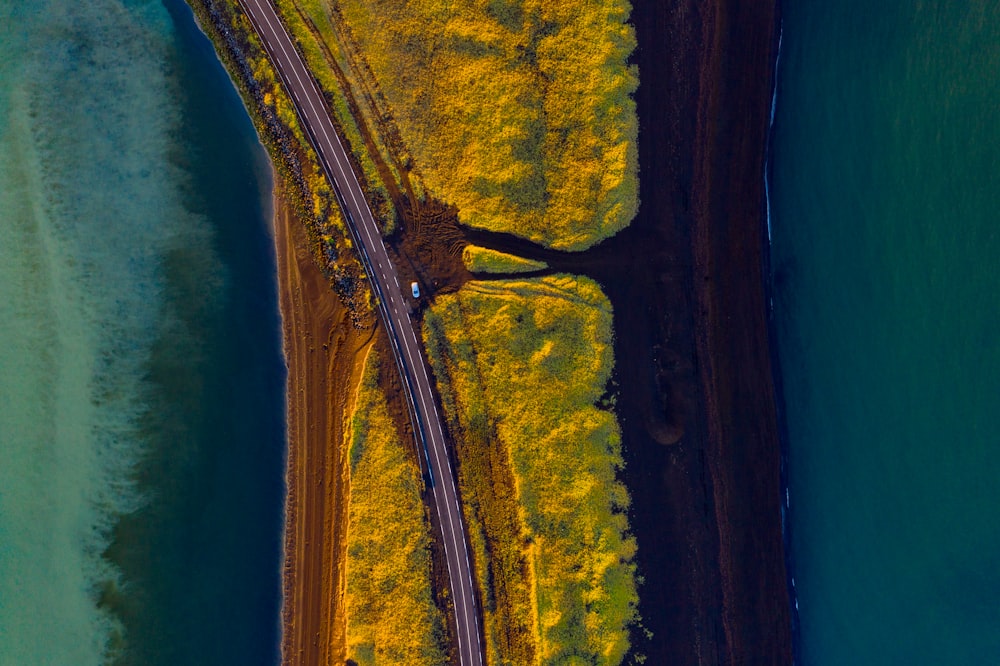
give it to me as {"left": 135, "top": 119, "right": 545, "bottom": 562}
{"left": 236, "top": 1, "right": 483, "bottom": 664}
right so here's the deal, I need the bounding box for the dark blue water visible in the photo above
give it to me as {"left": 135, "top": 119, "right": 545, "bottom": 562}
{"left": 771, "top": 1, "right": 1000, "bottom": 663}
{"left": 0, "top": 0, "right": 285, "bottom": 662}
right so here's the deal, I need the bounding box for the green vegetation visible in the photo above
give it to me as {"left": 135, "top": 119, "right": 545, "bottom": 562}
{"left": 345, "top": 347, "right": 447, "bottom": 665}
{"left": 293, "top": 0, "right": 639, "bottom": 249}
{"left": 462, "top": 245, "right": 548, "bottom": 274}
{"left": 424, "top": 276, "right": 639, "bottom": 665}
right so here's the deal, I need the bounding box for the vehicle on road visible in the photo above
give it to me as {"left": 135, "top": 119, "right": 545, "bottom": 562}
{"left": 238, "top": 1, "right": 482, "bottom": 661}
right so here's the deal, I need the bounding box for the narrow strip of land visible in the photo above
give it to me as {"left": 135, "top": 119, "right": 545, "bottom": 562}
{"left": 237, "top": 1, "right": 484, "bottom": 664}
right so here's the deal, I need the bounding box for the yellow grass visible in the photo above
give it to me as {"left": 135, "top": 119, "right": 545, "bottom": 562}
{"left": 303, "top": 0, "right": 638, "bottom": 250}
{"left": 462, "top": 245, "right": 547, "bottom": 274}
{"left": 424, "top": 276, "right": 639, "bottom": 665}
{"left": 345, "top": 347, "right": 446, "bottom": 665}
{"left": 271, "top": 0, "right": 399, "bottom": 232}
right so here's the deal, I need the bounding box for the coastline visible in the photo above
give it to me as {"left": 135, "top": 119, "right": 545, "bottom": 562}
{"left": 582, "top": 0, "right": 793, "bottom": 660}
{"left": 761, "top": 13, "right": 803, "bottom": 662}
{"left": 270, "top": 185, "right": 375, "bottom": 666}
{"left": 690, "top": 0, "right": 791, "bottom": 660}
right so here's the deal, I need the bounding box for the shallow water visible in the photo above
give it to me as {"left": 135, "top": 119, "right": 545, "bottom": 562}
{"left": 0, "top": 1, "right": 285, "bottom": 663}
{"left": 771, "top": 0, "right": 1000, "bottom": 662}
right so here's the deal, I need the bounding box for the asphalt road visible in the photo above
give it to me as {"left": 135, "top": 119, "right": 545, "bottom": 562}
{"left": 236, "top": 1, "right": 484, "bottom": 664}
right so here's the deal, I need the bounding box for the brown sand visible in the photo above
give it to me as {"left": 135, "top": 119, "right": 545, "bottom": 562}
{"left": 272, "top": 189, "right": 375, "bottom": 666}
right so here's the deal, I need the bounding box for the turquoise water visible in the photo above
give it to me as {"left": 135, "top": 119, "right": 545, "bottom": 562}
{"left": 0, "top": 1, "right": 285, "bottom": 663}
{"left": 771, "top": 0, "right": 1000, "bottom": 662}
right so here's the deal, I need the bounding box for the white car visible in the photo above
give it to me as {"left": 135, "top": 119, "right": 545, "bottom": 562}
{"left": 410, "top": 281, "right": 421, "bottom": 298}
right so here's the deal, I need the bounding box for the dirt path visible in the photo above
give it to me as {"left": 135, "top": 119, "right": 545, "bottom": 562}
{"left": 273, "top": 190, "right": 374, "bottom": 666}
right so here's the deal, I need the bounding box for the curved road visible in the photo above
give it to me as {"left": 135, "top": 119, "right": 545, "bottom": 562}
{"left": 236, "top": 1, "right": 484, "bottom": 664}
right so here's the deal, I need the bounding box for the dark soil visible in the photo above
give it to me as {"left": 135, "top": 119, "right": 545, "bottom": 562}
{"left": 384, "top": 197, "right": 471, "bottom": 303}
{"left": 609, "top": 0, "right": 792, "bottom": 660}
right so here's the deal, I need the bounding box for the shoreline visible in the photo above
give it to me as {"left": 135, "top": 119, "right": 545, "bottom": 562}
{"left": 569, "top": 0, "right": 793, "bottom": 660}
{"left": 761, "top": 12, "right": 804, "bottom": 662}
{"left": 689, "top": 0, "right": 792, "bottom": 660}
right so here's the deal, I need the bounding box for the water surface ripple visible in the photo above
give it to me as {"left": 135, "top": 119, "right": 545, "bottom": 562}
{"left": 771, "top": 1, "right": 1000, "bottom": 662}
{"left": 0, "top": 1, "right": 285, "bottom": 663}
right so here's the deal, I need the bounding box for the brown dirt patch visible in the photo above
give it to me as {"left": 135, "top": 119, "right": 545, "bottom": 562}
{"left": 385, "top": 197, "right": 471, "bottom": 303}
{"left": 274, "top": 187, "right": 375, "bottom": 666}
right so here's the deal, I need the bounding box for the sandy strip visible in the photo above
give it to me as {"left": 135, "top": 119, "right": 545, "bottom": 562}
{"left": 271, "top": 189, "right": 374, "bottom": 666}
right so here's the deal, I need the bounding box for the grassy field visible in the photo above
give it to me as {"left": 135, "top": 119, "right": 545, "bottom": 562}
{"left": 424, "top": 276, "right": 639, "bottom": 665}
{"left": 344, "top": 347, "right": 447, "bottom": 665}
{"left": 199, "top": 0, "right": 638, "bottom": 249}
{"left": 462, "top": 245, "right": 547, "bottom": 274}
{"left": 284, "top": 0, "right": 638, "bottom": 249}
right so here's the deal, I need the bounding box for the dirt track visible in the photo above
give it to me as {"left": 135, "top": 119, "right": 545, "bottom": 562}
{"left": 273, "top": 192, "right": 374, "bottom": 666}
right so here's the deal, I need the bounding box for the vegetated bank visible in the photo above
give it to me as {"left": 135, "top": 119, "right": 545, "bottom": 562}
{"left": 190, "top": 0, "right": 646, "bottom": 664}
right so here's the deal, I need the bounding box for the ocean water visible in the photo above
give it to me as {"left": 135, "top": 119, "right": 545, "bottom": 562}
{"left": 770, "top": 0, "right": 1000, "bottom": 663}
{"left": 0, "top": 1, "right": 285, "bottom": 663}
